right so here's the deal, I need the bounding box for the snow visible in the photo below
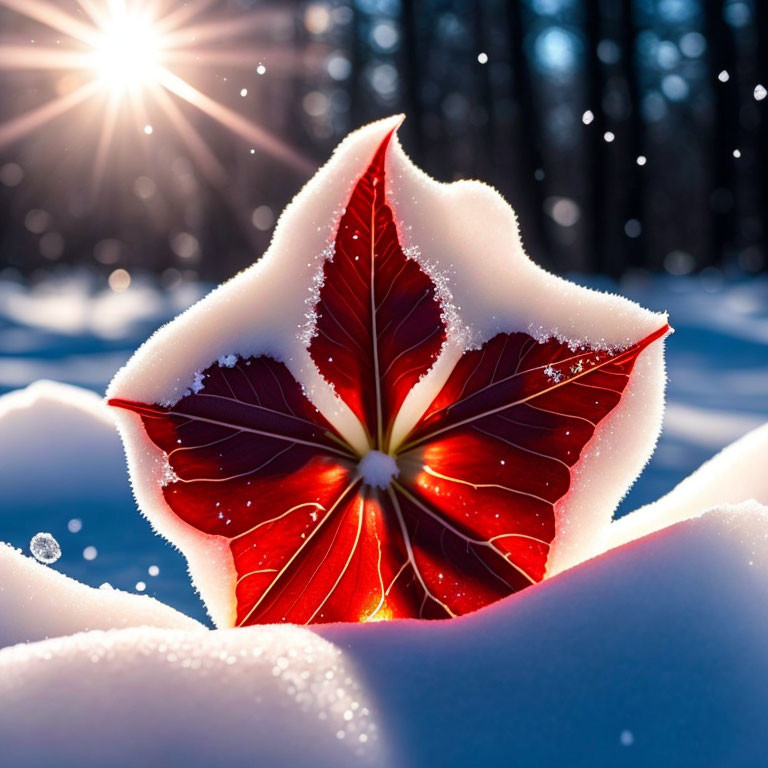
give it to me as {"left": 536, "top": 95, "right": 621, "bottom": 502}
{"left": 0, "top": 380, "right": 206, "bottom": 622}
{"left": 2, "top": 502, "right": 768, "bottom": 766}
{"left": 0, "top": 626, "right": 387, "bottom": 768}
{"left": 321, "top": 501, "right": 768, "bottom": 767}
{"left": 0, "top": 543, "right": 201, "bottom": 647}
{"left": 106, "top": 117, "right": 669, "bottom": 623}
{"left": 1, "top": 293, "right": 766, "bottom": 763}
{"left": 0, "top": 270, "right": 203, "bottom": 342}
{"left": 603, "top": 422, "right": 768, "bottom": 552}
{"left": 0, "top": 271, "right": 205, "bottom": 394}
{"left": 358, "top": 450, "right": 399, "bottom": 489}
{"left": 0, "top": 380, "right": 116, "bottom": 496}
{"left": 611, "top": 274, "right": 768, "bottom": 513}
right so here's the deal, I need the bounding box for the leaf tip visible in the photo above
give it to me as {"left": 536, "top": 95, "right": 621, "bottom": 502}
{"left": 107, "top": 397, "right": 161, "bottom": 418}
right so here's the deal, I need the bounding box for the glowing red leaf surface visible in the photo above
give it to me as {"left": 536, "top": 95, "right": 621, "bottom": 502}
{"left": 109, "top": 130, "right": 669, "bottom": 626}
{"left": 110, "top": 357, "right": 360, "bottom": 625}
{"left": 309, "top": 128, "right": 446, "bottom": 448}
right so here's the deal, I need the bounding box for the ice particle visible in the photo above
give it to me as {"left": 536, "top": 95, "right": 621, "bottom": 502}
{"left": 620, "top": 730, "right": 634, "bottom": 746}
{"left": 477, "top": 52, "right": 488, "bottom": 64}
{"left": 136, "top": 581, "right": 147, "bottom": 592}
{"left": 582, "top": 109, "right": 594, "bottom": 125}
{"left": 67, "top": 518, "right": 83, "bottom": 533}
{"left": 636, "top": 155, "right": 646, "bottom": 166}
{"left": 718, "top": 70, "right": 729, "bottom": 83}
{"left": 148, "top": 565, "right": 160, "bottom": 577}
{"left": 624, "top": 219, "right": 642, "bottom": 238}
{"left": 755, "top": 84, "right": 767, "bottom": 101}
{"left": 30, "top": 532, "right": 61, "bottom": 564}
{"left": 83, "top": 545, "right": 98, "bottom": 561}
{"left": 190, "top": 371, "right": 205, "bottom": 394}
{"left": 543, "top": 364, "right": 562, "bottom": 383}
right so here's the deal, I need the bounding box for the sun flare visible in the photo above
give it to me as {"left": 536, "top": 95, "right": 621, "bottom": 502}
{"left": 89, "top": 9, "right": 163, "bottom": 93}
{"left": 0, "top": 0, "right": 311, "bottom": 178}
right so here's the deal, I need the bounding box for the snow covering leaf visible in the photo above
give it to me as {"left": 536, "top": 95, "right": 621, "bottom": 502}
{"left": 309, "top": 127, "right": 446, "bottom": 449}
{"left": 108, "top": 117, "right": 669, "bottom": 626}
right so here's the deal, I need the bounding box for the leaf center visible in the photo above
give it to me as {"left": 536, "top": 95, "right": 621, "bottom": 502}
{"left": 358, "top": 450, "right": 399, "bottom": 489}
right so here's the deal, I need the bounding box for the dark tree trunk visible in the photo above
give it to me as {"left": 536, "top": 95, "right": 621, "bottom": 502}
{"left": 505, "top": 0, "right": 552, "bottom": 269}
{"left": 585, "top": 0, "right": 609, "bottom": 274}
{"left": 620, "top": 0, "right": 645, "bottom": 271}
{"left": 400, "top": 0, "right": 425, "bottom": 161}
{"left": 755, "top": 0, "right": 768, "bottom": 271}
{"left": 706, "top": 0, "right": 738, "bottom": 267}
{"left": 348, "top": 2, "right": 365, "bottom": 127}
{"left": 473, "top": 0, "right": 496, "bottom": 181}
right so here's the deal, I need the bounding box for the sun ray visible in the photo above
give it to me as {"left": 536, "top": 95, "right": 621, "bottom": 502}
{"left": 156, "top": 67, "right": 313, "bottom": 173}
{"left": 0, "top": 81, "right": 100, "bottom": 147}
{"left": 91, "top": 92, "right": 121, "bottom": 193}
{"left": 148, "top": 83, "right": 267, "bottom": 250}
{"left": 154, "top": 0, "right": 216, "bottom": 35}
{"left": 0, "top": 46, "right": 92, "bottom": 71}
{"left": 127, "top": 78, "right": 151, "bottom": 134}
{"left": 148, "top": 82, "right": 227, "bottom": 186}
{"left": 162, "top": 47, "right": 324, "bottom": 72}
{"left": 0, "top": 0, "right": 312, "bottom": 196}
{"left": 76, "top": 0, "right": 110, "bottom": 27}
{"left": 161, "top": 12, "right": 275, "bottom": 49}
{"left": 0, "top": 0, "right": 101, "bottom": 46}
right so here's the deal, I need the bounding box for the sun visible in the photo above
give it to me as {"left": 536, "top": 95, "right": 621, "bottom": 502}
{"left": 90, "top": 9, "right": 163, "bottom": 93}
{"left": 0, "top": 0, "right": 311, "bottom": 178}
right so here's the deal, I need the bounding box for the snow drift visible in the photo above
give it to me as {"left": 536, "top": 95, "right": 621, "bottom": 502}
{"left": 2, "top": 502, "right": 768, "bottom": 767}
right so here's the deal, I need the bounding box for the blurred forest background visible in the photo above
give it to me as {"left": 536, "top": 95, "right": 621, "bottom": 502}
{"left": 0, "top": 0, "right": 766, "bottom": 616}
{"left": 0, "top": 0, "right": 766, "bottom": 285}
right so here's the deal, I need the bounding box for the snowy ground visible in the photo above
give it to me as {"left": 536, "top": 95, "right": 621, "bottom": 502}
{"left": 1, "top": 269, "right": 767, "bottom": 767}
{"left": 0, "top": 270, "right": 766, "bottom": 624}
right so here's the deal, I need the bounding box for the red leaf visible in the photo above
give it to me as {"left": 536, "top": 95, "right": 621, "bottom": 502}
{"left": 110, "top": 356, "right": 362, "bottom": 625}
{"left": 109, "top": 126, "right": 670, "bottom": 627}
{"left": 388, "top": 325, "right": 670, "bottom": 608}
{"left": 309, "top": 128, "right": 446, "bottom": 449}
{"left": 405, "top": 324, "right": 669, "bottom": 449}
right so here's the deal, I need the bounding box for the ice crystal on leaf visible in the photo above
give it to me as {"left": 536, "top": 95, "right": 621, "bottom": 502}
{"left": 108, "top": 116, "right": 669, "bottom": 627}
